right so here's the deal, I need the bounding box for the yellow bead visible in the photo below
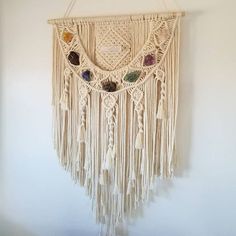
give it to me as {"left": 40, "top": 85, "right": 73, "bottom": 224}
{"left": 63, "top": 31, "right": 74, "bottom": 44}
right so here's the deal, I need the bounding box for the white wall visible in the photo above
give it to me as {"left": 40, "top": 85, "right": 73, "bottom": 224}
{"left": 1, "top": 0, "right": 236, "bottom": 235}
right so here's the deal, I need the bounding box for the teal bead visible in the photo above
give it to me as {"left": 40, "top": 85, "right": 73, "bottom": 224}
{"left": 124, "top": 71, "right": 141, "bottom": 83}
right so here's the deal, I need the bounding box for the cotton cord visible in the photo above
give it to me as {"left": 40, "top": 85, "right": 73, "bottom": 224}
{"left": 64, "top": 0, "right": 77, "bottom": 17}
{"left": 50, "top": 13, "right": 182, "bottom": 236}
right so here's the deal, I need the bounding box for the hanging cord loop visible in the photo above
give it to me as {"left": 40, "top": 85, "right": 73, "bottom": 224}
{"left": 64, "top": 0, "right": 182, "bottom": 18}
{"left": 64, "top": 0, "right": 77, "bottom": 17}
{"left": 158, "top": 0, "right": 182, "bottom": 11}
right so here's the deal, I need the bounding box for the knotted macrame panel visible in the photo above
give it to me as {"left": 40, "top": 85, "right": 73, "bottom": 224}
{"left": 78, "top": 19, "right": 150, "bottom": 71}
{"left": 49, "top": 12, "right": 181, "bottom": 235}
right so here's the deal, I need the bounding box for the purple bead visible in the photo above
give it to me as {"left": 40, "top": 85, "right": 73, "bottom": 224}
{"left": 143, "top": 54, "right": 156, "bottom": 66}
{"left": 82, "top": 70, "right": 92, "bottom": 82}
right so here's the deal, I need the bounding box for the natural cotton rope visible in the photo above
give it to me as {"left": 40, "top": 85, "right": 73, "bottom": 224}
{"left": 49, "top": 12, "right": 182, "bottom": 236}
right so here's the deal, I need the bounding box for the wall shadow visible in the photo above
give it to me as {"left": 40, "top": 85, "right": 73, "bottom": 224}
{"left": 0, "top": 214, "right": 35, "bottom": 236}
{"left": 175, "top": 10, "right": 202, "bottom": 177}
{"left": 0, "top": 0, "right": 5, "bottom": 213}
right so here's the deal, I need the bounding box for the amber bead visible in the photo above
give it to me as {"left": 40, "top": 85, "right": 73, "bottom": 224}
{"left": 63, "top": 31, "right": 74, "bottom": 44}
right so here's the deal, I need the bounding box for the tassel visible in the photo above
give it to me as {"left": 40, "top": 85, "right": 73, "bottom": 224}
{"left": 111, "top": 146, "right": 116, "bottom": 159}
{"left": 135, "top": 131, "right": 143, "bottom": 149}
{"left": 84, "top": 174, "right": 89, "bottom": 188}
{"left": 113, "top": 184, "right": 120, "bottom": 195}
{"left": 149, "top": 177, "right": 155, "bottom": 190}
{"left": 104, "top": 147, "right": 112, "bottom": 170}
{"left": 102, "top": 206, "right": 106, "bottom": 216}
{"left": 140, "top": 155, "right": 145, "bottom": 175}
{"left": 85, "top": 168, "right": 92, "bottom": 188}
{"left": 99, "top": 172, "right": 105, "bottom": 185}
{"left": 77, "top": 125, "right": 86, "bottom": 143}
{"left": 76, "top": 160, "right": 80, "bottom": 171}
{"left": 60, "top": 93, "right": 69, "bottom": 110}
{"left": 157, "top": 101, "right": 167, "bottom": 119}
{"left": 101, "top": 160, "right": 105, "bottom": 170}
{"left": 84, "top": 157, "right": 89, "bottom": 170}
{"left": 127, "top": 180, "right": 133, "bottom": 195}
{"left": 131, "top": 169, "right": 136, "bottom": 180}
{"left": 87, "top": 167, "right": 92, "bottom": 179}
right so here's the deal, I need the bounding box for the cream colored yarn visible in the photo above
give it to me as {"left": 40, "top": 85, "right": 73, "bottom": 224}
{"left": 48, "top": 11, "right": 183, "bottom": 236}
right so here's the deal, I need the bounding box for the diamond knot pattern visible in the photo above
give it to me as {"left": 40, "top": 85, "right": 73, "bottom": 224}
{"left": 96, "top": 28, "right": 131, "bottom": 70}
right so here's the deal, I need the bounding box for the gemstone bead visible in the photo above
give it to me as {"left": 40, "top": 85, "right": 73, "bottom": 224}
{"left": 124, "top": 71, "right": 141, "bottom": 83}
{"left": 82, "top": 70, "right": 92, "bottom": 82}
{"left": 68, "top": 51, "right": 80, "bottom": 66}
{"left": 63, "top": 31, "right": 74, "bottom": 44}
{"left": 143, "top": 54, "right": 156, "bottom": 66}
{"left": 102, "top": 81, "right": 117, "bottom": 92}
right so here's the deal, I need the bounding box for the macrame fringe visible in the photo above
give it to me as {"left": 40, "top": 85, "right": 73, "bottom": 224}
{"left": 60, "top": 94, "right": 69, "bottom": 110}
{"left": 103, "top": 146, "right": 115, "bottom": 170}
{"left": 99, "top": 173, "right": 105, "bottom": 185}
{"left": 157, "top": 101, "right": 167, "bottom": 119}
{"left": 51, "top": 15, "right": 181, "bottom": 236}
{"left": 77, "top": 124, "right": 86, "bottom": 143}
{"left": 104, "top": 148, "right": 112, "bottom": 170}
{"left": 60, "top": 68, "right": 71, "bottom": 111}
{"left": 135, "top": 131, "right": 143, "bottom": 149}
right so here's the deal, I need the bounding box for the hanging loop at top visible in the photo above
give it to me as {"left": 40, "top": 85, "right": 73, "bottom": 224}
{"left": 157, "top": 0, "right": 182, "bottom": 12}
{"left": 63, "top": 0, "right": 183, "bottom": 18}
{"left": 64, "top": 0, "right": 77, "bottom": 17}
{"left": 171, "top": 0, "right": 182, "bottom": 11}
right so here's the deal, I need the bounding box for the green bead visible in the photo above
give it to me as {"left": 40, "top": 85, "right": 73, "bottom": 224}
{"left": 124, "top": 71, "right": 141, "bottom": 83}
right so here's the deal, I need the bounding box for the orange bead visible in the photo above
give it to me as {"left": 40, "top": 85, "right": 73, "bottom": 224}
{"left": 63, "top": 31, "right": 74, "bottom": 44}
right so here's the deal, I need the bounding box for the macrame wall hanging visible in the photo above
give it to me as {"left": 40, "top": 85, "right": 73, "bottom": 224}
{"left": 48, "top": 2, "right": 184, "bottom": 234}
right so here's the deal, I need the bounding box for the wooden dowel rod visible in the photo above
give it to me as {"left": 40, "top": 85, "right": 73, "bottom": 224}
{"left": 48, "top": 11, "right": 185, "bottom": 24}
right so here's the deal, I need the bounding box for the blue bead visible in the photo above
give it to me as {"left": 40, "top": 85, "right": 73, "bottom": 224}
{"left": 82, "top": 70, "right": 92, "bottom": 81}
